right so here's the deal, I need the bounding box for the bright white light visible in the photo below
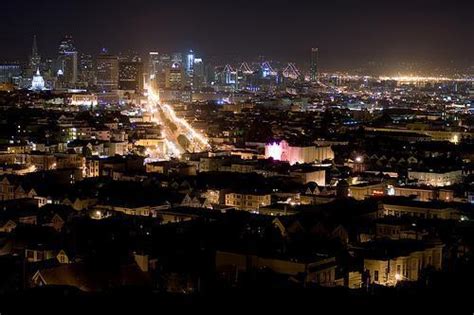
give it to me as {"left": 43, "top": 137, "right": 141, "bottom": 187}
{"left": 266, "top": 142, "right": 283, "bottom": 161}
{"left": 451, "top": 134, "right": 460, "bottom": 144}
{"left": 165, "top": 139, "right": 182, "bottom": 158}
{"left": 387, "top": 185, "right": 395, "bottom": 196}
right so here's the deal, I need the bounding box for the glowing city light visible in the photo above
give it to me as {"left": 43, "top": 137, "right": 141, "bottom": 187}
{"left": 451, "top": 134, "right": 460, "bottom": 145}
{"left": 378, "top": 75, "right": 456, "bottom": 82}
{"left": 165, "top": 138, "right": 182, "bottom": 158}
{"left": 145, "top": 85, "right": 210, "bottom": 158}
{"left": 266, "top": 142, "right": 283, "bottom": 161}
{"left": 161, "top": 104, "right": 210, "bottom": 149}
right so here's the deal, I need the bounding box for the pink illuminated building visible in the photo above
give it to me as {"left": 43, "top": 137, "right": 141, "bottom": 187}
{"left": 265, "top": 140, "right": 334, "bottom": 165}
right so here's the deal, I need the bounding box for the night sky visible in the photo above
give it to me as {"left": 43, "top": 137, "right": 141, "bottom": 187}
{"left": 1, "top": 0, "right": 473, "bottom": 70}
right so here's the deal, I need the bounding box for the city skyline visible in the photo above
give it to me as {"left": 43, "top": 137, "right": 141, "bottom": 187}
{"left": 1, "top": 0, "right": 473, "bottom": 72}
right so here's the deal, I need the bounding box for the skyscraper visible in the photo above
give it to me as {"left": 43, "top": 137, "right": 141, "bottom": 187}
{"left": 158, "top": 54, "right": 171, "bottom": 88}
{"left": 165, "top": 62, "right": 183, "bottom": 89}
{"left": 148, "top": 52, "right": 173, "bottom": 89}
{"left": 149, "top": 52, "right": 160, "bottom": 79}
{"left": 119, "top": 60, "right": 144, "bottom": 92}
{"left": 0, "top": 63, "right": 21, "bottom": 84}
{"left": 193, "top": 58, "right": 205, "bottom": 90}
{"left": 171, "top": 53, "right": 182, "bottom": 65}
{"left": 58, "top": 35, "right": 78, "bottom": 86}
{"left": 310, "top": 48, "right": 319, "bottom": 82}
{"left": 79, "top": 53, "right": 95, "bottom": 87}
{"left": 220, "top": 65, "right": 237, "bottom": 87}
{"left": 96, "top": 50, "right": 119, "bottom": 92}
{"left": 185, "top": 50, "right": 195, "bottom": 86}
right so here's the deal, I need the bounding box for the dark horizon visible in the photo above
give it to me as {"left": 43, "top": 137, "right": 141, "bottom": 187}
{"left": 1, "top": 0, "right": 473, "bottom": 72}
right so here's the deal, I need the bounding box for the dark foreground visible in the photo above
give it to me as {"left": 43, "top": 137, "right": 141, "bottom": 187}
{"left": 0, "top": 286, "right": 472, "bottom": 314}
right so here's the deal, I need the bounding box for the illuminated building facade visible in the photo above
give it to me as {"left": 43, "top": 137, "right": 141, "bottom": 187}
{"left": 0, "top": 63, "right": 21, "bottom": 84}
{"left": 58, "top": 35, "right": 78, "bottom": 86}
{"left": 407, "top": 170, "right": 463, "bottom": 187}
{"left": 70, "top": 94, "right": 98, "bottom": 106}
{"left": 265, "top": 140, "right": 334, "bottom": 165}
{"left": 30, "top": 69, "right": 46, "bottom": 91}
{"left": 225, "top": 192, "right": 272, "bottom": 212}
{"left": 185, "top": 50, "right": 195, "bottom": 87}
{"left": 364, "top": 242, "right": 444, "bottom": 286}
{"left": 148, "top": 52, "right": 171, "bottom": 88}
{"left": 381, "top": 200, "right": 460, "bottom": 220}
{"left": 392, "top": 186, "right": 454, "bottom": 202}
{"left": 282, "top": 63, "right": 301, "bottom": 80}
{"left": 79, "top": 53, "right": 95, "bottom": 87}
{"left": 261, "top": 62, "right": 276, "bottom": 78}
{"left": 96, "top": 51, "right": 119, "bottom": 91}
{"left": 222, "top": 64, "right": 237, "bottom": 86}
{"left": 165, "top": 63, "right": 184, "bottom": 89}
{"left": 148, "top": 52, "right": 160, "bottom": 78}
{"left": 119, "top": 61, "right": 144, "bottom": 92}
{"left": 171, "top": 52, "right": 182, "bottom": 65}
{"left": 349, "top": 183, "right": 386, "bottom": 200}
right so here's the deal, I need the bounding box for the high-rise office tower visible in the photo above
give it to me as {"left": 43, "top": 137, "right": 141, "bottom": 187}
{"left": 0, "top": 63, "right": 22, "bottom": 84}
{"left": 29, "top": 35, "right": 41, "bottom": 72}
{"left": 185, "top": 50, "right": 195, "bottom": 78}
{"left": 149, "top": 52, "right": 160, "bottom": 79}
{"left": 310, "top": 48, "right": 319, "bottom": 82}
{"left": 222, "top": 65, "right": 237, "bottom": 85}
{"left": 158, "top": 54, "right": 171, "bottom": 87}
{"left": 184, "top": 50, "right": 196, "bottom": 88}
{"left": 119, "top": 60, "right": 144, "bottom": 92}
{"left": 79, "top": 53, "right": 95, "bottom": 87}
{"left": 96, "top": 50, "right": 119, "bottom": 92}
{"left": 261, "top": 62, "right": 276, "bottom": 78}
{"left": 58, "top": 35, "right": 78, "bottom": 86}
{"left": 43, "top": 59, "right": 54, "bottom": 77}
{"left": 165, "top": 62, "right": 183, "bottom": 89}
{"left": 148, "top": 52, "right": 160, "bottom": 90}
{"left": 58, "top": 35, "right": 75, "bottom": 54}
{"left": 148, "top": 52, "right": 172, "bottom": 88}
{"left": 171, "top": 53, "right": 183, "bottom": 65}
{"left": 193, "top": 58, "right": 205, "bottom": 90}
{"left": 160, "top": 54, "right": 171, "bottom": 65}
